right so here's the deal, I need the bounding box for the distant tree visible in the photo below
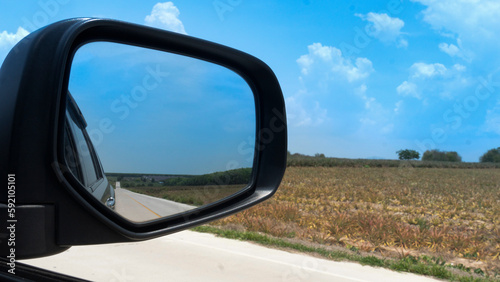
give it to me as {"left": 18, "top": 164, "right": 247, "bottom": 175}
{"left": 396, "top": 149, "right": 420, "bottom": 160}
{"left": 422, "top": 150, "right": 462, "bottom": 162}
{"left": 117, "top": 176, "right": 123, "bottom": 181}
{"left": 479, "top": 147, "right": 500, "bottom": 163}
{"left": 445, "top": 151, "right": 462, "bottom": 162}
{"left": 314, "top": 153, "right": 325, "bottom": 158}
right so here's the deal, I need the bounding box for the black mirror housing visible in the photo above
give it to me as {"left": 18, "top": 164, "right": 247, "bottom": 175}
{"left": 0, "top": 18, "right": 287, "bottom": 259}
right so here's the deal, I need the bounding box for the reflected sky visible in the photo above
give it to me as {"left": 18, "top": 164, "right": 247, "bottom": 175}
{"left": 69, "top": 42, "right": 255, "bottom": 175}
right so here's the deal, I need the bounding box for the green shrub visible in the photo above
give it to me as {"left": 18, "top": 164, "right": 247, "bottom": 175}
{"left": 422, "top": 150, "right": 462, "bottom": 162}
{"left": 396, "top": 149, "right": 420, "bottom": 160}
{"left": 479, "top": 147, "right": 500, "bottom": 163}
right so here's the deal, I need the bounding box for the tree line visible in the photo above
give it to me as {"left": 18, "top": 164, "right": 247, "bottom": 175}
{"left": 286, "top": 152, "right": 500, "bottom": 168}
{"left": 120, "top": 167, "right": 252, "bottom": 188}
{"left": 396, "top": 147, "right": 500, "bottom": 163}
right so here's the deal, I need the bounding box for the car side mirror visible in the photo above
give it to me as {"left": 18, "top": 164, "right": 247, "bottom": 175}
{"left": 0, "top": 18, "right": 287, "bottom": 259}
{"left": 66, "top": 41, "right": 257, "bottom": 223}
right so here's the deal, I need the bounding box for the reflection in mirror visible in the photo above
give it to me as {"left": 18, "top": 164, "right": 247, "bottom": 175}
{"left": 67, "top": 42, "right": 256, "bottom": 223}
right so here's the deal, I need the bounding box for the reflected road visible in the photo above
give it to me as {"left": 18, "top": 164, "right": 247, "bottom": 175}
{"left": 114, "top": 182, "right": 195, "bottom": 222}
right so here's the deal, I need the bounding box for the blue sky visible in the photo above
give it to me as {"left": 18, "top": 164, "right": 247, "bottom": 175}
{"left": 1, "top": 0, "right": 500, "bottom": 166}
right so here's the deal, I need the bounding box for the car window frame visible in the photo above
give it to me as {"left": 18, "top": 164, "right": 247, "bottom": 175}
{"left": 63, "top": 121, "right": 84, "bottom": 183}
{"left": 65, "top": 101, "right": 105, "bottom": 192}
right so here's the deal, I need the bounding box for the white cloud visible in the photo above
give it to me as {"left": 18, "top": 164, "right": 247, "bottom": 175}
{"left": 453, "top": 64, "right": 466, "bottom": 72}
{"left": 483, "top": 101, "right": 500, "bottom": 135}
{"left": 410, "top": 62, "right": 466, "bottom": 79}
{"left": 438, "top": 39, "right": 472, "bottom": 61}
{"left": 356, "top": 83, "right": 367, "bottom": 95}
{"left": 356, "top": 84, "right": 376, "bottom": 110}
{"left": 413, "top": 0, "right": 500, "bottom": 60}
{"left": 356, "top": 12, "right": 407, "bottom": 47}
{"left": 397, "top": 62, "right": 471, "bottom": 101}
{"left": 397, "top": 81, "right": 419, "bottom": 98}
{"left": 0, "top": 27, "right": 29, "bottom": 49}
{"left": 348, "top": 58, "right": 374, "bottom": 82}
{"left": 410, "top": 62, "right": 447, "bottom": 78}
{"left": 362, "top": 98, "right": 376, "bottom": 111}
{"left": 286, "top": 93, "right": 327, "bottom": 127}
{"left": 297, "top": 43, "right": 373, "bottom": 82}
{"left": 398, "top": 39, "right": 408, "bottom": 48}
{"left": 296, "top": 55, "right": 313, "bottom": 75}
{"left": 413, "top": 0, "right": 500, "bottom": 39}
{"left": 354, "top": 84, "right": 393, "bottom": 133}
{"left": 145, "top": 2, "right": 187, "bottom": 34}
{"left": 439, "top": 42, "right": 460, "bottom": 57}
{"left": 293, "top": 43, "right": 393, "bottom": 134}
{"left": 0, "top": 27, "right": 29, "bottom": 65}
{"left": 394, "top": 100, "right": 404, "bottom": 114}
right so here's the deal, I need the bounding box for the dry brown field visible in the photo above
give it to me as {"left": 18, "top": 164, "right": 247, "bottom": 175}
{"left": 212, "top": 166, "right": 500, "bottom": 273}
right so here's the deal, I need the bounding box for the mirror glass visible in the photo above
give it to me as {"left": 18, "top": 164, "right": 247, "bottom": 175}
{"left": 67, "top": 42, "right": 256, "bottom": 223}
